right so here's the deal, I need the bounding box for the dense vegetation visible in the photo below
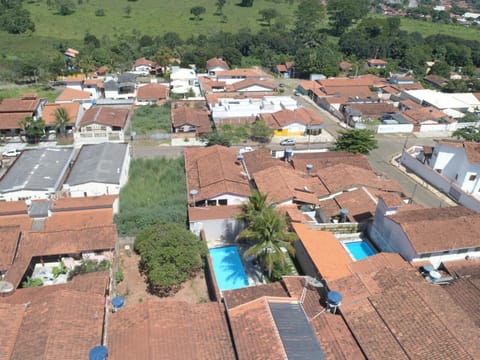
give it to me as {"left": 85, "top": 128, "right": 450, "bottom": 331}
{"left": 1, "top": 0, "right": 479, "bottom": 86}
{"left": 335, "top": 129, "right": 378, "bottom": 154}
{"left": 114, "top": 157, "right": 187, "bottom": 236}
{"left": 130, "top": 101, "right": 171, "bottom": 135}
{"left": 134, "top": 222, "right": 206, "bottom": 297}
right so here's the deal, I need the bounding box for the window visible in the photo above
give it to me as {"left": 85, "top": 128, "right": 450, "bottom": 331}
{"left": 207, "top": 200, "right": 217, "bottom": 206}
{"left": 218, "top": 199, "right": 228, "bottom": 205}
{"left": 419, "top": 253, "right": 431, "bottom": 258}
{"left": 469, "top": 174, "right": 477, "bottom": 181}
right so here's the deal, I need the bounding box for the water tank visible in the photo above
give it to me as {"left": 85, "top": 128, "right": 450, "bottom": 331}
{"left": 0, "top": 281, "right": 14, "bottom": 296}
{"left": 112, "top": 296, "right": 125, "bottom": 310}
{"left": 285, "top": 148, "right": 293, "bottom": 160}
{"left": 306, "top": 164, "right": 313, "bottom": 174}
{"left": 237, "top": 154, "right": 244, "bottom": 162}
{"left": 89, "top": 346, "right": 108, "bottom": 360}
{"left": 340, "top": 208, "right": 349, "bottom": 222}
{"left": 327, "top": 291, "right": 342, "bottom": 306}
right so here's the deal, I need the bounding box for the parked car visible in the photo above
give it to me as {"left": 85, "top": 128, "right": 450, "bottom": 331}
{"left": 239, "top": 146, "right": 254, "bottom": 154}
{"left": 280, "top": 138, "right": 296, "bottom": 146}
{"left": 279, "top": 83, "right": 286, "bottom": 88}
{"left": 2, "top": 149, "right": 21, "bottom": 157}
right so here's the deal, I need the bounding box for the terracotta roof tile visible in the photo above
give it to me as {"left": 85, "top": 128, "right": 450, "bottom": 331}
{"left": 442, "top": 258, "right": 480, "bottom": 277}
{"left": 347, "top": 252, "right": 409, "bottom": 276}
{"left": 347, "top": 103, "right": 398, "bottom": 118}
{"left": 228, "top": 297, "right": 287, "bottom": 360}
{"left": 292, "top": 151, "right": 372, "bottom": 172}
{"left": 136, "top": 83, "right": 169, "bottom": 101}
{"left": 0, "top": 97, "right": 40, "bottom": 113}
{"left": 134, "top": 57, "right": 156, "bottom": 67}
{"left": 318, "top": 74, "right": 386, "bottom": 88}
{"left": 206, "top": 57, "right": 229, "bottom": 71}
{"left": 387, "top": 206, "right": 480, "bottom": 254}
{"left": 443, "top": 277, "right": 480, "bottom": 327}
{"left": 56, "top": 87, "right": 91, "bottom": 102}
{"left": 0, "top": 112, "right": 33, "bottom": 130}
{"left": 184, "top": 145, "right": 251, "bottom": 202}
{"left": 320, "top": 187, "right": 378, "bottom": 222}
{"left": 243, "top": 148, "right": 290, "bottom": 175}
{"left": 254, "top": 166, "right": 327, "bottom": 204}
{"left": 188, "top": 205, "right": 242, "bottom": 221}
{"left": 79, "top": 106, "right": 129, "bottom": 128}
{"left": 5, "top": 225, "right": 116, "bottom": 287}
{"left": 0, "top": 226, "right": 21, "bottom": 271}
{"left": 317, "top": 164, "right": 403, "bottom": 194}
{"left": 44, "top": 208, "right": 113, "bottom": 231}
{"left": 0, "top": 201, "right": 28, "bottom": 216}
{"left": 108, "top": 300, "right": 235, "bottom": 360}
{"left": 223, "top": 282, "right": 288, "bottom": 309}
{"left": 171, "top": 104, "right": 212, "bottom": 134}
{"left": 0, "top": 215, "right": 33, "bottom": 232}
{"left": 292, "top": 223, "right": 353, "bottom": 281}
{"left": 216, "top": 68, "right": 270, "bottom": 79}
{"left": 229, "top": 78, "right": 276, "bottom": 92}
{"left": 51, "top": 195, "right": 117, "bottom": 211}
{"left": 42, "top": 102, "right": 79, "bottom": 125}
{"left": 0, "top": 303, "right": 25, "bottom": 360}
{"left": 367, "top": 59, "right": 387, "bottom": 65}
{"left": 261, "top": 107, "right": 324, "bottom": 129}
{"left": 403, "top": 105, "right": 450, "bottom": 124}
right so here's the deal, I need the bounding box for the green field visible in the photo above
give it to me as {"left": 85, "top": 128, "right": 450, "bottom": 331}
{"left": 400, "top": 17, "right": 480, "bottom": 41}
{"left": 0, "top": 85, "right": 60, "bottom": 102}
{"left": 24, "top": 0, "right": 297, "bottom": 40}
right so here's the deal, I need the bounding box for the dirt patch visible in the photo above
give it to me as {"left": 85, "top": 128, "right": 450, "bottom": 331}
{"left": 116, "top": 247, "right": 209, "bottom": 307}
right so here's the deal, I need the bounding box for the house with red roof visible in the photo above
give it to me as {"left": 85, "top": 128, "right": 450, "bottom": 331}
{"left": 135, "top": 82, "right": 169, "bottom": 105}
{"left": 132, "top": 57, "right": 158, "bottom": 75}
{"left": 367, "top": 58, "right": 388, "bottom": 68}
{"left": 0, "top": 94, "right": 46, "bottom": 136}
{"left": 206, "top": 57, "right": 230, "bottom": 76}
{"left": 260, "top": 107, "right": 325, "bottom": 137}
{"left": 42, "top": 102, "right": 82, "bottom": 133}
{"left": 274, "top": 61, "right": 294, "bottom": 78}
{"left": 75, "top": 106, "right": 130, "bottom": 144}
{"left": 171, "top": 102, "right": 212, "bottom": 136}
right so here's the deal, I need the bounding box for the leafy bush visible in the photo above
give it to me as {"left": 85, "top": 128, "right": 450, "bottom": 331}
{"left": 95, "top": 8, "right": 105, "bottom": 16}
{"left": 22, "top": 277, "right": 43, "bottom": 288}
{"left": 69, "top": 259, "right": 110, "bottom": 279}
{"left": 52, "top": 260, "right": 68, "bottom": 278}
{"left": 130, "top": 102, "right": 171, "bottom": 135}
{"left": 134, "top": 223, "right": 207, "bottom": 297}
{"left": 115, "top": 269, "right": 124, "bottom": 284}
{"left": 114, "top": 157, "right": 187, "bottom": 235}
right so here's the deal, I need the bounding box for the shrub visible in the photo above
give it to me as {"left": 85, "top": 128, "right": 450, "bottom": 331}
{"left": 95, "top": 8, "right": 105, "bottom": 16}
{"left": 69, "top": 259, "right": 110, "bottom": 279}
{"left": 134, "top": 223, "right": 207, "bottom": 297}
{"left": 115, "top": 269, "right": 124, "bottom": 284}
{"left": 22, "top": 277, "right": 43, "bottom": 288}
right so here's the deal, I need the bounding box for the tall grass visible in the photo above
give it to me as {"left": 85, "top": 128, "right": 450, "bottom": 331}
{"left": 0, "top": 85, "right": 61, "bottom": 102}
{"left": 114, "top": 157, "right": 187, "bottom": 235}
{"left": 130, "top": 102, "right": 171, "bottom": 135}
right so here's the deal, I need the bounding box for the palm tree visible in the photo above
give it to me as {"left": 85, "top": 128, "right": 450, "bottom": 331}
{"left": 238, "top": 207, "right": 297, "bottom": 278}
{"left": 54, "top": 107, "right": 70, "bottom": 136}
{"left": 237, "top": 190, "right": 269, "bottom": 227}
{"left": 19, "top": 116, "right": 45, "bottom": 144}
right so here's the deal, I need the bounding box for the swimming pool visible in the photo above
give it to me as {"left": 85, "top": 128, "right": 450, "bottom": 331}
{"left": 209, "top": 246, "right": 249, "bottom": 291}
{"left": 344, "top": 241, "right": 376, "bottom": 261}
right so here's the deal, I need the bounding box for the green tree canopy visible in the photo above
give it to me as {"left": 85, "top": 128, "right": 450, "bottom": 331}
{"left": 134, "top": 223, "right": 207, "bottom": 297}
{"left": 55, "top": 0, "right": 76, "bottom": 15}
{"left": 237, "top": 206, "right": 297, "bottom": 279}
{"left": 259, "top": 8, "right": 278, "bottom": 26}
{"left": 453, "top": 126, "right": 480, "bottom": 142}
{"left": 54, "top": 107, "right": 71, "bottom": 135}
{"left": 294, "top": 45, "right": 341, "bottom": 78}
{"left": 250, "top": 119, "right": 273, "bottom": 143}
{"left": 236, "top": 190, "right": 269, "bottom": 227}
{"left": 19, "top": 116, "right": 45, "bottom": 144}
{"left": 205, "top": 131, "right": 232, "bottom": 147}
{"left": 294, "top": 0, "right": 326, "bottom": 48}
{"left": 327, "top": 0, "right": 370, "bottom": 36}
{"left": 190, "top": 6, "right": 206, "bottom": 21}
{"left": 335, "top": 129, "right": 378, "bottom": 154}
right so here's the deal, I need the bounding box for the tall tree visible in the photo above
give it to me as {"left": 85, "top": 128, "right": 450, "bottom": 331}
{"left": 327, "top": 0, "right": 370, "bottom": 36}
{"left": 240, "top": 0, "right": 253, "bottom": 7}
{"left": 294, "top": 45, "right": 341, "bottom": 78}
{"left": 238, "top": 206, "right": 296, "bottom": 278}
{"left": 259, "top": 8, "right": 278, "bottom": 26}
{"left": 54, "top": 107, "right": 70, "bottom": 135}
{"left": 335, "top": 129, "right": 378, "bottom": 154}
{"left": 294, "top": 0, "right": 326, "bottom": 48}
{"left": 215, "top": 0, "right": 226, "bottom": 15}
{"left": 19, "top": 116, "right": 45, "bottom": 144}
{"left": 190, "top": 6, "right": 206, "bottom": 21}
{"left": 237, "top": 190, "right": 269, "bottom": 227}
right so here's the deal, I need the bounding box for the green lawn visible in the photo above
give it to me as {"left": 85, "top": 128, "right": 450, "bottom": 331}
{"left": 129, "top": 102, "right": 172, "bottom": 135}
{"left": 24, "top": 0, "right": 298, "bottom": 41}
{"left": 0, "top": 85, "right": 60, "bottom": 102}
{"left": 400, "top": 18, "right": 480, "bottom": 41}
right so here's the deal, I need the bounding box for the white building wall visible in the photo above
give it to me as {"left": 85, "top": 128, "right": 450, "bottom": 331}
{"left": 0, "top": 190, "right": 54, "bottom": 202}
{"left": 377, "top": 124, "right": 414, "bottom": 133}
{"left": 209, "top": 193, "right": 248, "bottom": 206}
{"left": 68, "top": 182, "right": 121, "bottom": 197}
{"left": 189, "top": 218, "right": 243, "bottom": 248}
{"left": 284, "top": 123, "right": 306, "bottom": 133}
{"left": 369, "top": 217, "right": 417, "bottom": 261}
{"left": 238, "top": 85, "right": 273, "bottom": 92}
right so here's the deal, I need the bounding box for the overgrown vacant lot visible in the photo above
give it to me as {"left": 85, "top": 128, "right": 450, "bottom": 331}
{"left": 130, "top": 102, "right": 171, "bottom": 136}
{"left": 114, "top": 157, "right": 186, "bottom": 236}
{"left": 0, "top": 85, "right": 60, "bottom": 102}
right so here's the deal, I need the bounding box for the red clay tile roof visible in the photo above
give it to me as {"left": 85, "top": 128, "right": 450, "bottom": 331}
{"left": 184, "top": 145, "right": 251, "bottom": 202}
{"left": 442, "top": 258, "right": 480, "bottom": 277}
{"left": 0, "top": 112, "right": 33, "bottom": 130}
{"left": 318, "top": 74, "right": 386, "bottom": 88}
{"left": 443, "top": 277, "right": 480, "bottom": 327}
{"left": 367, "top": 59, "right": 387, "bottom": 65}
{"left": 317, "top": 163, "right": 403, "bottom": 194}
{"left": 0, "top": 201, "right": 28, "bottom": 216}
{"left": 0, "top": 97, "right": 40, "bottom": 113}
{"left": 261, "top": 107, "right": 324, "bottom": 129}
{"left": 0, "top": 303, "right": 25, "bottom": 360}
{"left": 197, "top": 76, "right": 226, "bottom": 93}
{"left": 330, "top": 267, "right": 480, "bottom": 359}
{"left": 320, "top": 187, "right": 378, "bottom": 223}
{"left": 206, "top": 57, "right": 229, "bottom": 71}
{"left": 134, "top": 57, "right": 156, "bottom": 67}
{"left": 216, "top": 68, "right": 270, "bottom": 79}
{"left": 188, "top": 205, "right": 242, "bottom": 221}
{"left": 276, "top": 64, "right": 288, "bottom": 72}
{"left": 253, "top": 166, "right": 327, "bottom": 204}
{"left": 403, "top": 105, "right": 449, "bottom": 124}
{"left": 339, "top": 61, "right": 352, "bottom": 71}
{"left": 108, "top": 300, "right": 235, "bottom": 360}
{"left": 0, "top": 226, "right": 21, "bottom": 271}
{"left": 171, "top": 104, "right": 212, "bottom": 134}
{"left": 56, "top": 87, "right": 91, "bottom": 102}
{"left": 223, "top": 282, "right": 288, "bottom": 309}
{"left": 136, "top": 83, "right": 169, "bottom": 100}
{"left": 43, "top": 208, "right": 114, "bottom": 231}
{"left": 0, "top": 215, "right": 33, "bottom": 232}
{"left": 5, "top": 225, "right": 116, "bottom": 287}
{"left": 42, "top": 102, "right": 79, "bottom": 125}
{"left": 228, "top": 78, "right": 276, "bottom": 92}
{"left": 347, "top": 102, "right": 398, "bottom": 118}
{"left": 387, "top": 206, "right": 480, "bottom": 254}
{"left": 378, "top": 192, "right": 405, "bottom": 208}
{"left": 292, "top": 151, "right": 373, "bottom": 172}
{"left": 51, "top": 195, "right": 117, "bottom": 211}
{"left": 292, "top": 223, "right": 353, "bottom": 281}
{"left": 243, "top": 148, "right": 290, "bottom": 175}
{"left": 228, "top": 297, "right": 287, "bottom": 359}
{"left": 79, "top": 106, "right": 129, "bottom": 128}
{"left": 346, "top": 252, "right": 409, "bottom": 276}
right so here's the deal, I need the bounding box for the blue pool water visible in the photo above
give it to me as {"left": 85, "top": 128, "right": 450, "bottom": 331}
{"left": 344, "top": 241, "right": 376, "bottom": 261}
{"left": 209, "top": 246, "right": 249, "bottom": 291}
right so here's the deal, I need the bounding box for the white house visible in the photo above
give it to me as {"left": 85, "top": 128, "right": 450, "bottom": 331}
{"left": 170, "top": 68, "right": 197, "bottom": 94}
{"left": 0, "top": 147, "right": 75, "bottom": 201}
{"left": 428, "top": 140, "right": 480, "bottom": 196}
{"left": 205, "top": 57, "right": 230, "bottom": 77}
{"left": 369, "top": 196, "right": 480, "bottom": 266}
{"left": 74, "top": 106, "right": 130, "bottom": 145}
{"left": 103, "top": 73, "right": 136, "bottom": 100}
{"left": 63, "top": 143, "right": 130, "bottom": 197}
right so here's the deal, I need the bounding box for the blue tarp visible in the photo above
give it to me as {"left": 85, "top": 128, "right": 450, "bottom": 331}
{"left": 89, "top": 346, "right": 108, "bottom": 360}
{"left": 327, "top": 291, "right": 342, "bottom": 305}
{"left": 112, "top": 296, "right": 124, "bottom": 309}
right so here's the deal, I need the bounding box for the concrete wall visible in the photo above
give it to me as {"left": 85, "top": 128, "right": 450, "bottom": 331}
{"left": 377, "top": 123, "right": 414, "bottom": 133}
{"left": 0, "top": 190, "right": 53, "bottom": 202}
{"left": 401, "top": 151, "right": 480, "bottom": 211}
{"left": 69, "top": 182, "right": 121, "bottom": 197}
{"left": 189, "top": 218, "right": 243, "bottom": 248}
{"left": 293, "top": 240, "right": 319, "bottom": 278}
